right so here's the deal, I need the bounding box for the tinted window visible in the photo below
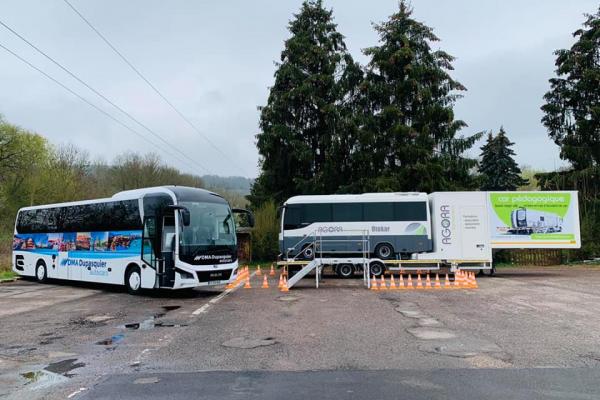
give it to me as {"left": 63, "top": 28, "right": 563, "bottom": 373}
{"left": 304, "top": 204, "right": 331, "bottom": 223}
{"left": 16, "top": 200, "right": 142, "bottom": 233}
{"left": 363, "top": 203, "right": 394, "bottom": 221}
{"left": 394, "top": 202, "right": 427, "bottom": 221}
{"left": 332, "top": 203, "right": 362, "bottom": 222}
{"left": 283, "top": 205, "right": 303, "bottom": 230}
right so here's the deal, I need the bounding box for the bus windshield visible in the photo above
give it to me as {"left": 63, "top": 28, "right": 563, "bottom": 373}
{"left": 178, "top": 201, "right": 236, "bottom": 252}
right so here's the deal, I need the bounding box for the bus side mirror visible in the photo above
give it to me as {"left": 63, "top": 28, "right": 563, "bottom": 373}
{"left": 232, "top": 208, "right": 255, "bottom": 228}
{"left": 181, "top": 208, "right": 191, "bottom": 226}
{"left": 166, "top": 205, "right": 191, "bottom": 226}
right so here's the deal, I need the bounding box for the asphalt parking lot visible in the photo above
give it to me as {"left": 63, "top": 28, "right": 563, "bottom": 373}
{"left": 1, "top": 266, "right": 600, "bottom": 399}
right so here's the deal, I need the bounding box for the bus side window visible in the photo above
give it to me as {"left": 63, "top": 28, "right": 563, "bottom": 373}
{"left": 142, "top": 217, "right": 156, "bottom": 268}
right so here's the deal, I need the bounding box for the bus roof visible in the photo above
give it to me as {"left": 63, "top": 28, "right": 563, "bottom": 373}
{"left": 17, "top": 186, "right": 225, "bottom": 211}
{"left": 284, "top": 192, "right": 428, "bottom": 205}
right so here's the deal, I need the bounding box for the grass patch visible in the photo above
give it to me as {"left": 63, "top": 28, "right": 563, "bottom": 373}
{"left": 0, "top": 270, "right": 16, "bottom": 280}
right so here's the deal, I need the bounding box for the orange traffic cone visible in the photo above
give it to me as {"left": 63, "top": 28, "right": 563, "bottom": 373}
{"left": 244, "top": 274, "right": 251, "bottom": 289}
{"left": 256, "top": 265, "right": 262, "bottom": 276}
{"left": 444, "top": 274, "right": 451, "bottom": 289}
{"left": 469, "top": 272, "right": 478, "bottom": 289}
{"left": 261, "top": 275, "right": 269, "bottom": 289}
{"left": 269, "top": 264, "right": 276, "bottom": 277}
{"left": 434, "top": 273, "right": 442, "bottom": 289}
{"left": 425, "top": 274, "right": 432, "bottom": 289}
{"left": 465, "top": 271, "right": 473, "bottom": 288}
{"left": 389, "top": 275, "right": 397, "bottom": 290}
{"left": 453, "top": 272, "right": 461, "bottom": 289}
{"left": 277, "top": 274, "right": 284, "bottom": 289}
{"left": 380, "top": 275, "right": 388, "bottom": 290}
{"left": 460, "top": 271, "right": 469, "bottom": 288}
{"left": 416, "top": 274, "right": 424, "bottom": 290}
{"left": 370, "top": 275, "right": 379, "bottom": 291}
{"left": 398, "top": 274, "right": 405, "bottom": 290}
{"left": 407, "top": 274, "right": 414, "bottom": 290}
{"left": 280, "top": 277, "right": 289, "bottom": 292}
{"left": 472, "top": 272, "right": 479, "bottom": 289}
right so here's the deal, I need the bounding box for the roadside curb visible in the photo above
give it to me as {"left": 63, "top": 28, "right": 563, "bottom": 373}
{"left": 0, "top": 276, "right": 20, "bottom": 284}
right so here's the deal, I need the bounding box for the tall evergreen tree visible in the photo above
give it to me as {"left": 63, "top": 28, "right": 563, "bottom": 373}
{"left": 250, "top": 0, "right": 361, "bottom": 206}
{"left": 541, "top": 7, "right": 600, "bottom": 170}
{"left": 350, "top": 1, "right": 481, "bottom": 193}
{"left": 478, "top": 127, "right": 528, "bottom": 191}
{"left": 538, "top": 7, "right": 600, "bottom": 258}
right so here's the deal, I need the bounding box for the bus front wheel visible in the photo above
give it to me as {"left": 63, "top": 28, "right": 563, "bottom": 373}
{"left": 35, "top": 261, "right": 47, "bottom": 283}
{"left": 125, "top": 265, "right": 142, "bottom": 295}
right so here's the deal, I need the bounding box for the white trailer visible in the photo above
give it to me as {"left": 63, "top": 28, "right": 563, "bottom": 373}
{"left": 277, "top": 191, "right": 581, "bottom": 288}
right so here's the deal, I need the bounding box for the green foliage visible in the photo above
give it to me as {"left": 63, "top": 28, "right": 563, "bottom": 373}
{"left": 251, "top": 1, "right": 482, "bottom": 206}
{"left": 518, "top": 166, "right": 542, "bottom": 191}
{"left": 354, "top": 2, "right": 482, "bottom": 193}
{"left": 0, "top": 116, "right": 259, "bottom": 270}
{"left": 538, "top": 7, "right": 600, "bottom": 260}
{"left": 250, "top": 201, "right": 280, "bottom": 261}
{"left": 541, "top": 7, "right": 600, "bottom": 170}
{"left": 250, "top": 0, "right": 362, "bottom": 206}
{"left": 537, "top": 168, "right": 600, "bottom": 259}
{"left": 478, "top": 127, "right": 528, "bottom": 191}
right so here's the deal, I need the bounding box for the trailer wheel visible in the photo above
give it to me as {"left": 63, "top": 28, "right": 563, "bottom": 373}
{"left": 125, "top": 265, "right": 142, "bottom": 295}
{"left": 374, "top": 243, "right": 394, "bottom": 260}
{"left": 336, "top": 264, "right": 354, "bottom": 279}
{"left": 35, "top": 260, "right": 48, "bottom": 283}
{"left": 369, "top": 261, "right": 385, "bottom": 277}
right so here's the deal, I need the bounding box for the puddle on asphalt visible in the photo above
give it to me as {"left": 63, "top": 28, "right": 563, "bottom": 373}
{"left": 122, "top": 317, "right": 187, "bottom": 330}
{"left": 21, "top": 370, "right": 68, "bottom": 387}
{"left": 21, "top": 358, "right": 84, "bottom": 388}
{"left": 45, "top": 358, "right": 85, "bottom": 377}
{"left": 121, "top": 305, "right": 186, "bottom": 331}
{"left": 96, "top": 334, "right": 125, "bottom": 346}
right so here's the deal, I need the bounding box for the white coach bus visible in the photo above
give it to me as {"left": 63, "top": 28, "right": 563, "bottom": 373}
{"left": 12, "top": 186, "right": 253, "bottom": 294}
{"left": 280, "top": 193, "right": 432, "bottom": 272}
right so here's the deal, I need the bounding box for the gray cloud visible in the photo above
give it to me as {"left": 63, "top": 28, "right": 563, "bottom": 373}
{"left": 1, "top": 0, "right": 597, "bottom": 178}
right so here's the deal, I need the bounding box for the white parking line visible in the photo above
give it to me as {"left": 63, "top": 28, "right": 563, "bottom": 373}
{"left": 191, "top": 272, "right": 253, "bottom": 316}
{"left": 67, "top": 387, "right": 87, "bottom": 398}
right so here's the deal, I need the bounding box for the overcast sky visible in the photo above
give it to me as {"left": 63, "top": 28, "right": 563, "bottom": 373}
{"left": 1, "top": 0, "right": 597, "bottom": 178}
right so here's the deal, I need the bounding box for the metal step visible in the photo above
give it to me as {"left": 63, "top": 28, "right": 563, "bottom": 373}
{"left": 287, "top": 259, "right": 320, "bottom": 289}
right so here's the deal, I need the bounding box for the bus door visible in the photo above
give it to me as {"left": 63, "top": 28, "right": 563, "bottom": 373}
{"left": 160, "top": 213, "right": 176, "bottom": 287}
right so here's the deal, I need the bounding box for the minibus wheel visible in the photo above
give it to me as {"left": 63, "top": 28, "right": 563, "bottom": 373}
{"left": 300, "top": 244, "right": 314, "bottom": 260}
{"left": 35, "top": 261, "right": 47, "bottom": 283}
{"left": 374, "top": 243, "right": 394, "bottom": 259}
{"left": 125, "top": 265, "right": 142, "bottom": 295}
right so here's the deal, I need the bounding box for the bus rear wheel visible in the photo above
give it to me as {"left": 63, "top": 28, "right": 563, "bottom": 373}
{"left": 35, "top": 261, "right": 47, "bottom": 283}
{"left": 374, "top": 243, "right": 394, "bottom": 260}
{"left": 125, "top": 266, "right": 142, "bottom": 295}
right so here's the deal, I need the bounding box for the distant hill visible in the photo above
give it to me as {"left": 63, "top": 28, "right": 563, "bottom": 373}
{"left": 202, "top": 175, "right": 253, "bottom": 195}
